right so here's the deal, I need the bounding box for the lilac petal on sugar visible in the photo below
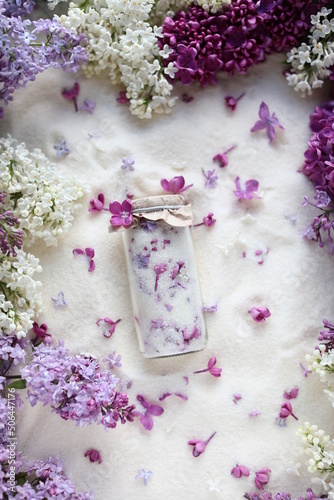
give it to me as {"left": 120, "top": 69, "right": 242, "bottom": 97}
{"left": 147, "top": 404, "right": 164, "bottom": 417}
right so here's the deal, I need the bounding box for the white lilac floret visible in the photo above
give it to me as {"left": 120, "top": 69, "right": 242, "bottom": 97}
{"left": 0, "top": 249, "right": 42, "bottom": 337}
{"left": 286, "top": 7, "right": 334, "bottom": 95}
{"left": 0, "top": 135, "right": 85, "bottom": 247}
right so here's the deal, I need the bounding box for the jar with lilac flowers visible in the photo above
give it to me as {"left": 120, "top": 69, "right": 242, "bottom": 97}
{"left": 121, "top": 195, "right": 207, "bottom": 358}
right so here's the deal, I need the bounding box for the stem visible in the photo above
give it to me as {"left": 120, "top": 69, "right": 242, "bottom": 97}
{"left": 193, "top": 368, "right": 209, "bottom": 374}
{"left": 236, "top": 92, "right": 246, "bottom": 101}
{"left": 193, "top": 222, "right": 204, "bottom": 228}
{"left": 205, "top": 431, "right": 216, "bottom": 445}
{"left": 6, "top": 375, "right": 21, "bottom": 379}
{"left": 223, "top": 145, "right": 237, "bottom": 155}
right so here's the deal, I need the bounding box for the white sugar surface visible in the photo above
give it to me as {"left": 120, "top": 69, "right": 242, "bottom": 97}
{"left": 2, "top": 53, "right": 334, "bottom": 498}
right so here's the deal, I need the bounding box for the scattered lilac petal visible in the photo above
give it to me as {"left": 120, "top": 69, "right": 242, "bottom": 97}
{"left": 188, "top": 432, "right": 216, "bottom": 458}
{"left": 84, "top": 449, "right": 102, "bottom": 464}
{"left": 203, "top": 169, "right": 218, "bottom": 188}
{"left": 181, "top": 93, "right": 194, "bottom": 103}
{"left": 250, "top": 101, "right": 284, "bottom": 144}
{"left": 212, "top": 145, "right": 236, "bottom": 168}
{"left": 194, "top": 357, "right": 222, "bottom": 377}
{"left": 231, "top": 464, "right": 250, "bottom": 478}
{"left": 283, "top": 387, "right": 299, "bottom": 400}
{"left": 161, "top": 176, "right": 193, "bottom": 194}
{"left": 109, "top": 199, "right": 133, "bottom": 228}
{"left": 249, "top": 410, "right": 261, "bottom": 417}
{"left": 154, "top": 263, "right": 167, "bottom": 291}
{"left": 54, "top": 140, "right": 70, "bottom": 157}
{"left": 135, "top": 469, "right": 152, "bottom": 486}
{"left": 89, "top": 193, "right": 106, "bottom": 212}
{"left": 97, "top": 318, "right": 121, "bottom": 338}
{"left": 234, "top": 176, "right": 261, "bottom": 200}
{"left": 103, "top": 352, "right": 122, "bottom": 369}
{"left": 233, "top": 393, "right": 242, "bottom": 405}
{"left": 61, "top": 82, "right": 80, "bottom": 112}
{"left": 116, "top": 91, "right": 129, "bottom": 104}
{"left": 137, "top": 395, "right": 164, "bottom": 430}
{"left": 121, "top": 156, "right": 135, "bottom": 171}
{"left": 300, "top": 363, "right": 312, "bottom": 377}
{"left": 194, "top": 212, "right": 216, "bottom": 227}
{"left": 225, "top": 92, "right": 245, "bottom": 111}
{"left": 51, "top": 292, "right": 67, "bottom": 308}
{"left": 279, "top": 401, "right": 298, "bottom": 420}
{"left": 249, "top": 306, "right": 271, "bottom": 323}
{"left": 254, "top": 468, "right": 271, "bottom": 490}
{"left": 80, "top": 98, "right": 96, "bottom": 114}
{"left": 72, "top": 247, "right": 95, "bottom": 272}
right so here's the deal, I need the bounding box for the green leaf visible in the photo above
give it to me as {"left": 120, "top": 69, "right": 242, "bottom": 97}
{"left": 7, "top": 379, "right": 26, "bottom": 390}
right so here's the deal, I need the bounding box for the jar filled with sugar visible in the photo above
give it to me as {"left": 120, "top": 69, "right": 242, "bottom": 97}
{"left": 120, "top": 194, "right": 207, "bottom": 358}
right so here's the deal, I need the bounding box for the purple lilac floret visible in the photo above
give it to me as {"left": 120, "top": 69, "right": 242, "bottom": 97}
{"left": 302, "top": 101, "right": 334, "bottom": 252}
{"left": 109, "top": 199, "right": 133, "bottom": 228}
{"left": 136, "top": 395, "right": 164, "bottom": 431}
{"left": 89, "top": 193, "right": 107, "bottom": 212}
{"left": 225, "top": 92, "right": 246, "bottom": 111}
{"left": 250, "top": 102, "right": 284, "bottom": 143}
{"left": 279, "top": 401, "right": 298, "bottom": 420}
{"left": 73, "top": 247, "right": 95, "bottom": 272}
{"left": 80, "top": 98, "right": 96, "bottom": 114}
{"left": 20, "top": 340, "right": 137, "bottom": 429}
{"left": 249, "top": 306, "right": 271, "bottom": 322}
{"left": 203, "top": 169, "right": 218, "bottom": 188}
{"left": 188, "top": 431, "right": 216, "bottom": 457}
{"left": 254, "top": 468, "right": 271, "bottom": 490}
{"left": 193, "top": 356, "right": 222, "bottom": 377}
{"left": 97, "top": 318, "right": 121, "bottom": 338}
{"left": 54, "top": 140, "right": 70, "bottom": 157}
{"left": 283, "top": 387, "right": 299, "bottom": 399}
{"left": 160, "top": 176, "right": 193, "bottom": 194}
{"left": 234, "top": 177, "right": 261, "bottom": 200}
{"left": 0, "top": 192, "right": 23, "bottom": 256}
{"left": 62, "top": 82, "right": 80, "bottom": 112}
{"left": 0, "top": 14, "right": 87, "bottom": 117}
{"left": 318, "top": 318, "right": 334, "bottom": 351}
{"left": 212, "top": 145, "right": 236, "bottom": 168}
{"left": 135, "top": 469, "right": 152, "bottom": 486}
{"left": 231, "top": 464, "right": 250, "bottom": 478}
{"left": 84, "top": 449, "right": 102, "bottom": 464}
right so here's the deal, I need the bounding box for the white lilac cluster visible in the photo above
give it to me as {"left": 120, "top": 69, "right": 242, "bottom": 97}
{"left": 297, "top": 422, "right": 334, "bottom": 497}
{"left": 0, "top": 249, "right": 42, "bottom": 338}
{"left": 306, "top": 344, "right": 334, "bottom": 407}
{"left": 55, "top": 0, "right": 176, "bottom": 118}
{"left": 286, "top": 7, "right": 334, "bottom": 95}
{"left": 0, "top": 135, "right": 84, "bottom": 246}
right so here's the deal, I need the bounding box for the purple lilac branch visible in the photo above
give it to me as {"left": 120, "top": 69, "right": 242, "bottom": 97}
{"left": 0, "top": 12, "right": 88, "bottom": 117}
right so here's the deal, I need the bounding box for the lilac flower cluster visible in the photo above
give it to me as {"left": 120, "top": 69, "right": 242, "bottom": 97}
{"left": 0, "top": 9, "right": 87, "bottom": 116}
{"left": 318, "top": 318, "right": 334, "bottom": 350}
{"left": 0, "top": 333, "right": 27, "bottom": 377}
{"left": 159, "top": 0, "right": 331, "bottom": 87}
{"left": 1, "top": 453, "right": 94, "bottom": 499}
{"left": 21, "top": 340, "right": 137, "bottom": 429}
{"left": 244, "top": 488, "right": 318, "bottom": 500}
{"left": 302, "top": 100, "right": 334, "bottom": 252}
{"left": 0, "top": 192, "right": 23, "bottom": 257}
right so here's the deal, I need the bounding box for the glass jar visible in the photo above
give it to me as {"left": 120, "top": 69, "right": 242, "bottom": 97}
{"left": 122, "top": 194, "right": 207, "bottom": 358}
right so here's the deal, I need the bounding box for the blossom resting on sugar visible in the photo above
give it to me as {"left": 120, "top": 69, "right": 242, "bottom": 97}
{"left": 254, "top": 468, "right": 271, "bottom": 490}
{"left": 249, "top": 306, "right": 271, "bottom": 322}
{"left": 54, "top": 139, "right": 70, "bottom": 157}
{"left": 212, "top": 145, "right": 236, "bottom": 168}
{"left": 89, "top": 193, "right": 106, "bottom": 212}
{"left": 250, "top": 102, "right": 284, "bottom": 143}
{"left": 73, "top": 247, "right": 95, "bottom": 272}
{"left": 97, "top": 318, "right": 121, "bottom": 338}
{"left": 203, "top": 169, "right": 218, "bottom": 188}
{"left": 225, "top": 93, "right": 245, "bottom": 111}
{"left": 194, "top": 357, "right": 222, "bottom": 377}
{"left": 52, "top": 291, "right": 67, "bottom": 308}
{"left": 188, "top": 431, "right": 216, "bottom": 458}
{"left": 231, "top": 464, "right": 250, "bottom": 478}
{"left": 61, "top": 82, "right": 80, "bottom": 112}
{"left": 135, "top": 469, "right": 152, "bottom": 486}
{"left": 279, "top": 401, "right": 298, "bottom": 420}
{"left": 84, "top": 449, "right": 102, "bottom": 464}
{"left": 109, "top": 199, "right": 133, "bottom": 228}
{"left": 193, "top": 213, "right": 216, "bottom": 227}
{"left": 283, "top": 387, "right": 299, "bottom": 400}
{"left": 136, "top": 395, "right": 164, "bottom": 431}
{"left": 80, "top": 99, "right": 96, "bottom": 114}
{"left": 234, "top": 177, "right": 261, "bottom": 200}
{"left": 103, "top": 352, "right": 122, "bottom": 369}
{"left": 121, "top": 157, "right": 135, "bottom": 170}
{"left": 161, "top": 176, "right": 193, "bottom": 194}
{"left": 32, "top": 321, "right": 51, "bottom": 344}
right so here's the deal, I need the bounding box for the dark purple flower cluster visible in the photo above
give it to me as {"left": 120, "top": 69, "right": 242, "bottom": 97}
{"left": 159, "top": 0, "right": 331, "bottom": 86}
{"left": 0, "top": 10, "right": 88, "bottom": 117}
{"left": 0, "top": 192, "right": 23, "bottom": 256}
{"left": 2, "top": 0, "right": 36, "bottom": 17}
{"left": 20, "top": 340, "right": 137, "bottom": 429}
{"left": 302, "top": 101, "right": 334, "bottom": 252}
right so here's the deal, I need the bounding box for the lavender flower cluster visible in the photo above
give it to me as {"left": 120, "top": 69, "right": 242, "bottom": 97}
{"left": 244, "top": 489, "right": 318, "bottom": 500}
{"left": 0, "top": 192, "right": 23, "bottom": 257}
{"left": 0, "top": 1, "right": 88, "bottom": 117}
{"left": 302, "top": 100, "right": 334, "bottom": 252}
{"left": 21, "top": 340, "right": 137, "bottom": 429}
{"left": 159, "top": 0, "right": 332, "bottom": 86}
